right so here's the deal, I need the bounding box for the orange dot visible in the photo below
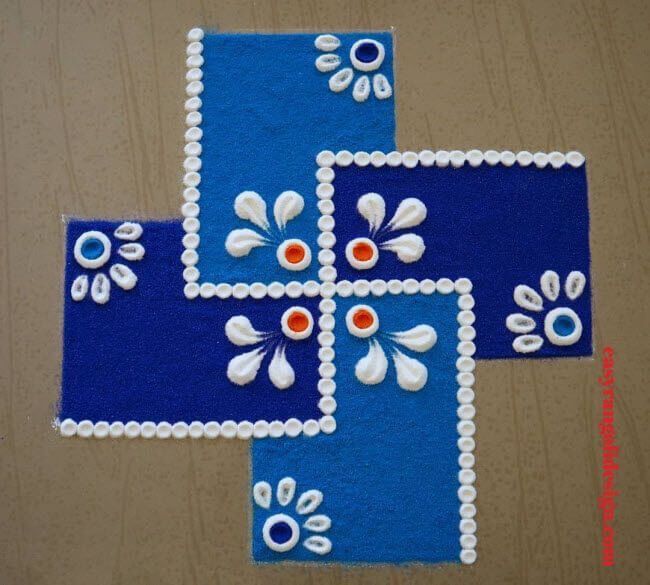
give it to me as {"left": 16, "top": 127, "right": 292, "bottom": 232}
{"left": 285, "top": 243, "right": 306, "bottom": 264}
{"left": 353, "top": 241, "right": 374, "bottom": 262}
{"left": 287, "top": 311, "right": 309, "bottom": 332}
{"left": 353, "top": 309, "right": 374, "bottom": 330}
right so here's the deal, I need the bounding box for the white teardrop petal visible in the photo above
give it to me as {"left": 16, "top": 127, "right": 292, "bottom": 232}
{"left": 90, "top": 273, "right": 110, "bottom": 304}
{"left": 71, "top": 275, "right": 88, "bottom": 301}
{"left": 355, "top": 340, "right": 388, "bottom": 385}
{"left": 296, "top": 489, "right": 323, "bottom": 515}
{"left": 225, "top": 315, "right": 265, "bottom": 346}
{"left": 329, "top": 68, "right": 353, "bottom": 93}
{"left": 505, "top": 313, "right": 537, "bottom": 334}
{"left": 315, "top": 54, "right": 341, "bottom": 72}
{"left": 117, "top": 242, "right": 145, "bottom": 261}
{"left": 304, "top": 515, "right": 331, "bottom": 533}
{"left": 114, "top": 222, "right": 143, "bottom": 241}
{"left": 304, "top": 535, "right": 332, "bottom": 555}
{"left": 392, "top": 324, "right": 437, "bottom": 352}
{"left": 373, "top": 73, "right": 392, "bottom": 99}
{"left": 109, "top": 263, "right": 138, "bottom": 290}
{"left": 234, "top": 191, "right": 270, "bottom": 231}
{"left": 227, "top": 348, "right": 265, "bottom": 386}
{"left": 513, "top": 285, "right": 544, "bottom": 312}
{"left": 357, "top": 192, "right": 385, "bottom": 234}
{"left": 565, "top": 271, "right": 586, "bottom": 300}
{"left": 540, "top": 270, "right": 560, "bottom": 301}
{"left": 512, "top": 334, "right": 544, "bottom": 353}
{"left": 273, "top": 191, "right": 304, "bottom": 230}
{"left": 380, "top": 234, "right": 425, "bottom": 263}
{"left": 268, "top": 346, "right": 295, "bottom": 390}
{"left": 315, "top": 34, "right": 340, "bottom": 52}
{"left": 225, "top": 228, "right": 267, "bottom": 257}
{"left": 353, "top": 75, "right": 370, "bottom": 102}
{"left": 253, "top": 481, "right": 272, "bottom": 509}
{"left": 387, "top": 198, "right": 427, "bottom": 230}
{"left": 393, "top": 350, "right": 428, "bottom": 391}
{"left": 277, "top": 477, "right": 296, "bottom": 506}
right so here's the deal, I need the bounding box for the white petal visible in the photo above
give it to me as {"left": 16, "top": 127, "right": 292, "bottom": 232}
{"left": 268, "top": 346, "right": 295, "bottom": 390}
{"left": 387, "top": 198, "right": 427, "bottom": 230}
{"left": 234, "top": 191, "right": 269, "bottom": 231}
{"left": 273, "top": 191, "right": 304, "bottom": 230}
{"left": 505, "top": 313, "right": 537, "bottom": 334}
{"left": 296, "top": 489, "right": 323, "bottom": 515}
{"left": 355, "top": 340, "right": 388, "bottom": 385}
{"left": 303, "top": 536, "right": 332, "bottom": 555}
{"left": 373, "top": 73, "right": 392, "bottom": 99}
{"left": 512, "top": 334, "right": 544, "bottom": 353}
{"left": 117, "top": 242, "right": 145, "bottom": 261}
{"left": 513, "top": 285, "right": 544, "bottom": 312}
{"left": 540, "top": 270, "right": 560, "bottom": 301}
{"left": 329, "top": 68, "right": 353, "bottom": 93}
{"left": 352, "top": 75, "right": 370, "bottom": 102}
{"left": 315, "top": 34, "right": 340, "bottom": 52}
{"left": 393, "top": 350, "right": 428, "bottom": 391}
{"left": 277, "top": 477, "right": 296, "bottom": 506}
{"left": 380, "top": 234, "right": 425, "bottom": 263}
{"left": 357, "top": 192, "right": 385, "bottom": 234}
{"left": 226, "top": 348, "right": 265, "bottom": 386}
{"left": 71, "top": 275, "right": 88, "bottom": 301}
{"left": 315, "top": 54, "right": 341, "bottom": 72}
{"left": 253, "top": 481, "right": 272, "bottom": 509}
{"left": 114, "top": 222, "right": 142, "bottom": 241}
{"left": 109, "top": 263, "right": 138, "bottom": 290}
{"left": 225, "top": 315, "right": 265, "bottom": 346}
{"left": 90, "top": 273, "right": 110, "bottom": 304}
{"left": 304, "top": 515, "right": 331, "bottom": 533}
{"left": 391, "top": 324, "right": 437, "bottom": 352}
{"left": 565, "top": 271, "right": 586, "bottom": 300}
{"left": 225, "top": 228, "right": 267, "bottom": 257}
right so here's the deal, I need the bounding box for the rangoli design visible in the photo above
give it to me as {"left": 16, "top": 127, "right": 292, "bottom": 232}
{"left": 58, "top": 28, "right": 592, "bottom": 567}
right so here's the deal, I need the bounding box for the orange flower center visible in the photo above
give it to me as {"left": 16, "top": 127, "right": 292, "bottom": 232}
{"left": 352, "top": 309, "right": 374, "bottom": 329}
{"left": 352, "top": 241, "right": 374, "bottom": 262}
{"left": 287, "top": 311, "right": 309, "bottom": 332}
{"left": 284, "top": 243, "right": 306, "bottom": 264}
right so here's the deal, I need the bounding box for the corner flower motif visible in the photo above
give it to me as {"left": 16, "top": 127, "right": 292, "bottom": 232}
{"left": 225, "top": 190, "right": 312, "bottom": 271}
{"left": 226, "top": 307, "right": 314, "bottom": 390}
{"left": 70, "top": 222, "right": 145, "bottom": 304}
{"left": 345, "top": 193, "right": 426, "bottom": 270}
{"left": 507, "top": 270, "right": 587, "bottom": 353}
{"left": 315, "top": 34, "right": 392, "bottom": 102}
{"left": 346, "top": 304, "right": 437, "bottom": 391}
{"left": 254, "top": 477, "right": 331, "bottom": 555}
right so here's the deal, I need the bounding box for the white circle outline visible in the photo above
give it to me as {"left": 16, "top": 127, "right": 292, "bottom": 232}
{"left": 276, "top": 238, "right": 312, "bottom": 271}
{"left": 281, "top": 307, "right": 314, "bottom": 340}
{"left": 74, "top": 231, "right": 112, "bottom": 269}
{"left": 349, "top": 39, "right": 385, "bottom": 72}
{"left": 544, "top": 307, "right": 582, "bottom": 346}
{"left": 345, "top": 304, "right": 379, "bottom": 338}
{"left": 345, "top": 237, "right": 379, "bottom": 270}
{"left": 262, "top": 513, "right": 300, "bottom": 553}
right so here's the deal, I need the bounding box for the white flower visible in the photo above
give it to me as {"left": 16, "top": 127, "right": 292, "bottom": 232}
{"left": 225, "top": 307, "right": 314, "bottom": 390}
{"left": 225, "top": 190, "right": 312, "bottom": 271}
{"left": 70, "top": 222, "right": 145, "bottom": 304}
{"left": 345, "top": 193, "right": 427, "bottom": 270}
{"left": 254, "top": 477, "right": 332, "bottom": 555}
{"left": 507, "top": 270, "right": 587, "bottom": 353}
{"left": 346, "top": 304, "right": 437, "bottom": 391}
{"left": 315, "top": 35, "right": 392, "bottom": 102}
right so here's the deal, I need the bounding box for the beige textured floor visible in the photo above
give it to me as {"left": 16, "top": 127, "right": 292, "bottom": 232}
{"left": 1, "top": 1, "right": 649, "bottom": 584}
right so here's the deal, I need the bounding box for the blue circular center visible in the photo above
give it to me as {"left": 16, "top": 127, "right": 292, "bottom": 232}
{"left": 553, "top": 314, "right": 575, "bottom": 336}
{"left": 269, "top": 521, "right": 293, "bottom": 545}
{"left": 354, "top": 42, "right": 379, "bottom": 63}
{"left": 80, "top": 237, "right": 105, "bottom": 260}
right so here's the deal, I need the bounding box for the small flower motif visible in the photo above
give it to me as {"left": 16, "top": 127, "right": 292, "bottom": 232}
{"left": 226, "top": 307, "right": 314, "bottom": 390}
{"left": 345, "top": 193, "right": 426, "bottom": 270}
{"left": 346, "top": 304, "right": 437, "bottom": 391}
{"left": 225, "top": 190, "right": 312, "bottom": 272}
{"left": 507, "top": 270, "right": 587, "bottom": 354}
{"left": 254, "top": 477, "right": 332, "bottom": 556}
{"left": 70, "top": 222, "right": 145, "bottom": 304}
{"left": 315, "top": 34, "right": 392, "bottom": 102}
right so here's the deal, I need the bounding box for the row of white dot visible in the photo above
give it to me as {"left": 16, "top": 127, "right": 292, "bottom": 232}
{"left": 317, "top": 148, "right": 585, "bottom": 170}
{"left": 183, "top": 279, "right": 324, "bottom": 300}
{"left": 57, "top": 416, "right": 337, "bottom": 440}
{"left": 333, "top": 277, "right": 473, "bottom": 298}
{"left": 317, "top": 190, "right": 337, "bottom": 282}
{"left": 182, "top": 28, "right": 205, "bottom": 296}
{"left": 317, "top": 298, "right": 336, "bottom": 416}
